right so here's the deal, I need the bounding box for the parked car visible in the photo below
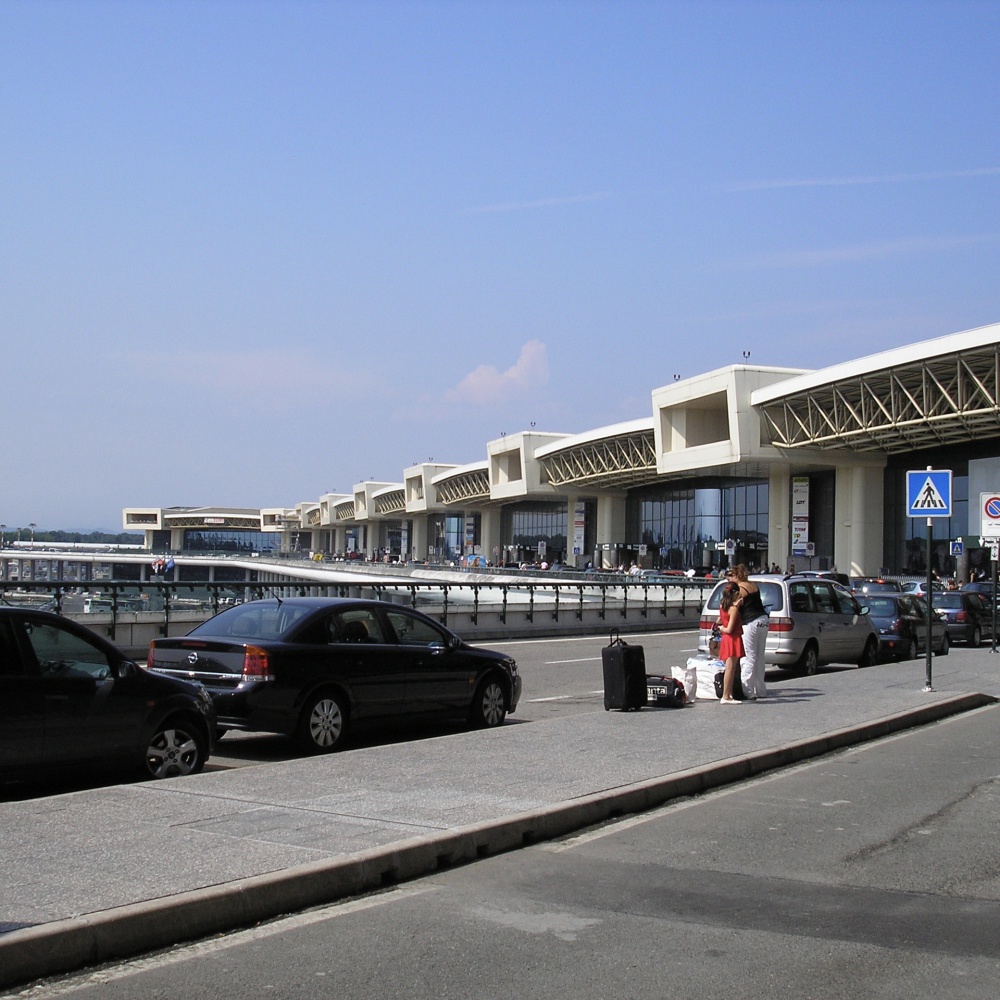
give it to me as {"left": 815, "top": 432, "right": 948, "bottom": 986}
{"left": 851, "top": 578, "right": 903, "bottom": 596}
{"left": 899, "top": 580, "right": 942, "bottom": 596}
{"left": 856, "top": 593, "right": 949, "bottom": 661}
{"left": 961, "top": 581, "right": 999, "bottom": 606}
{"left": 146, "top": 598, "right": 522, "bottom": 752}
{"left": 931, "top": 590, "right": 995, "bottom": 646}
{"left": 797, "top": 570, "right": 852, "bottom": 588}
{"left": 698, "top": 575, "right": 878, "bottom": 675}
{"left": 0, "top": 607, "right": 215, "bottom": 782}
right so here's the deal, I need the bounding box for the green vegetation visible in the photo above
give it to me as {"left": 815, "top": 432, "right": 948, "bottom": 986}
{"left": 0, "top": 529, "right": 144, "bottom": 546}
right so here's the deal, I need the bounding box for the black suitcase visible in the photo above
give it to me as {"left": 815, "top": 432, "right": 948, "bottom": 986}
{"left": 712, "top": 667, "right": 745, "bottom": 701}
{"left": 602, "top": 632, "right": 647, "bottom": 711}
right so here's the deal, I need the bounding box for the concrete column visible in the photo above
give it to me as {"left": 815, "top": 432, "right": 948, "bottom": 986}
{"left": 595, "top": 493, "right": 627, "bottom": 569}
{"left": 479, "top": 508, "right": 501, "bottom": 564}
{"left": 333, "top": 524, "right": 346, "bottom": 555}
{"left": 835, "top": 464, "right": 885, "bottom": 577}
{"left": 170, "top": 528, "right": 184, "bottom": 552}
{"left": 408, "top": 517, "right": 427, "bottom": 560}
{"left": 768, "top": 464, "right": 791, "bottom": 571}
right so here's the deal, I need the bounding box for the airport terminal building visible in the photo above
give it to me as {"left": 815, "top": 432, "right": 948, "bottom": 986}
{"left": 123, "top": 323, "right": 1000, "bottom": 581}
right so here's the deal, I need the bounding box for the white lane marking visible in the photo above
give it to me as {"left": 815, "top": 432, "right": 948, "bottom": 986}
{"left": 481, "top": 629, "right": 702, "bottom": 647}
{"left": 527, "top": 692, "right": 604, "bottom": 702}
{"left": 544, "top": 657, "right": 602, "bottom": 664}
{"left": 7, "top": 887, "right": 434, "bottom": 997}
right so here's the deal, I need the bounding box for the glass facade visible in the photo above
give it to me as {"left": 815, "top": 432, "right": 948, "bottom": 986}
{"left": 182, "top": 529, "right": 279, "bottom": 554}
{"left": 630, "top": 481, "right": 769, "bottom": 570}
{"left": 504, "top": 504, "right": 568, "bottom": 564}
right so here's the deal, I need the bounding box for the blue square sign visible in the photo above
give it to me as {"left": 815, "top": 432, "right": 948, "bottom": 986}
{"left": 907, "top": 469, "right": 952, "bottom": 518}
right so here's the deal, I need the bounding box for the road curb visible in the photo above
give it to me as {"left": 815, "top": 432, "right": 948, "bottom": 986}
{"left": 1, "top": 691, "right": 994, "bottom": 989}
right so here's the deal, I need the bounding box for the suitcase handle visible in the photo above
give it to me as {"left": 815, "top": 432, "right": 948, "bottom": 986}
{"left": 608, "top": 628, "right": 627, "bottom": 646}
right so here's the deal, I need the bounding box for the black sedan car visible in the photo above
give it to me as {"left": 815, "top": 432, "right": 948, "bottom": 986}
{"left": 0, "top": 607, "right": 215, "bottom": 782}
{"left": 146, "top": 598, "right": 522, "bottom": 753}
{"left": 931, "top": 590, "right": 995, "bottom": 646}
{"left": 857, "top": 593, "right": 949, "bottom": 661}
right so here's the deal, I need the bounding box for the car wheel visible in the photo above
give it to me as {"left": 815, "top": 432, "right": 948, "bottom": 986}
{"left": 470, "top": 675, "right": 507, "bottom": 728}
{"left": 939, "top": 632, "right": 949, "bottom": 656}
{"left": 971, "top": 625, "right": 982, "bottom": 647}
{"left": 297, "top": 691, "right": 348, "bottom": 754}
{"left": 144, "top": 718, "right": 207, "bottom": 779}
{"left": 903, "top": 637, "right": 918, "bottom": 661}
{"left": 796, "top": 643, "right": 819, "bottom": 676}
{"left": 857, "top": 637, "right": 878, "bottom": 668}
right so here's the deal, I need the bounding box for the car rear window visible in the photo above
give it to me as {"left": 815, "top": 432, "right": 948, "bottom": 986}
{"left": 190, "top": 602, "right": 313, "bottom": 640}
{"left": 932, "top": 593, "right": 962, "bottom": 609}
{"left": 704, "top": 580, "right": 783, "bottom": 614}
{"left": 862, "top": 597, "right": 897, "bottom": 615}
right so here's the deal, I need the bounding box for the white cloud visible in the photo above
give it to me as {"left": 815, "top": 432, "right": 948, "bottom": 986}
{"left": 444, "top": 340, "right": 549, "bottom": 404}
{"left": 726, "top": 167, "right": 1000, "bottom": 193}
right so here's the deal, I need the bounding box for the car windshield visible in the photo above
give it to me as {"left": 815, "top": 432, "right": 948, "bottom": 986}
{"left": 190, "top": 601, "right": 313, "bottom": 640}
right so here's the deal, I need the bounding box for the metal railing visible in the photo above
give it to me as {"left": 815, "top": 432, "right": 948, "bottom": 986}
{"left": 1, "top": 576, "right": 717, "bottom": 637}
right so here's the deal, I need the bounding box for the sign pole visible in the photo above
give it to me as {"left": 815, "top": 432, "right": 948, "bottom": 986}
{"left": 925, "top": 515, "right": 934, "bottom": 691}
{"left": 993, "top": 549, "right": 998, "bottom": 655}
{"left": 907, "top": 465, "right": 951, "bottom": 692}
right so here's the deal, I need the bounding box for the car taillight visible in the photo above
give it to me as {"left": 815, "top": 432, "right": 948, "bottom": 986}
{"left": 242, "top": 645, "right": 274, "bottom": 681}
{"left": 699, "top": 617, "right": 715, "bottom": 631}
{"left": 956, "top": 611, "right": 966, "bottom": 622}
{"left": 769, "top": 616, "right": 794, "bottom": 633}
{"left": 891, "top": 618, "right": 903, "bottom": 633}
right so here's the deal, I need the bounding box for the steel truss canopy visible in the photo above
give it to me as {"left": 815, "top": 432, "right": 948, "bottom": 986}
{"left": 753, "top": 324, "right": 1000, "bottom": 454}
{"left": 433, "top": 467, "right": 491, "bottom": 506}
{"left": 536, "top": 419, "right": 659, "bottom": 489}
{"left": 373, "top": 489, "right": 405, "bottom": 515}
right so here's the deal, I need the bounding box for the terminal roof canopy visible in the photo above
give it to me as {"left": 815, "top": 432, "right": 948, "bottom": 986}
{"left": 751, "top": 323, "right": 1000, "bottom": 453}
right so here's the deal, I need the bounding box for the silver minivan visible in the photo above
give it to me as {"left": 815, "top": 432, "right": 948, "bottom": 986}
{"left": 698, "top": 575, "right": 878, "bottom": 674}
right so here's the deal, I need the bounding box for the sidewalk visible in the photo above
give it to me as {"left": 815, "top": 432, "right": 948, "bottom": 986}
{"left": 2, "top": 647, "right": 998, "bottom": 989}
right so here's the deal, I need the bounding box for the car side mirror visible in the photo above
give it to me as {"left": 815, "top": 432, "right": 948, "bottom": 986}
{"left": 859, "top": 606, "right": 870, "bottom": 616}
{"left": 114, "top": 659, "right": 139, "bottom": 679}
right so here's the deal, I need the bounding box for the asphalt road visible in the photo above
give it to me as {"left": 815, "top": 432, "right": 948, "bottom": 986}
{"left": 11, "top": 703, "right": 997, "bottom": 1000}
{"left": 209, "top": 628, "right": 707, "bottom": 764}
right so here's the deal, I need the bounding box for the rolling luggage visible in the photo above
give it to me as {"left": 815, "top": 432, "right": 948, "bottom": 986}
{"left": 712, "top": 667, "right": 745, "bottom": 700}
{"left": 602, "top": 631, "right": 647, "bottom": 711}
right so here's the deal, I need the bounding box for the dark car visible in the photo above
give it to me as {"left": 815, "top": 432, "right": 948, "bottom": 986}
{"left": 851, "top": 578, "right": 903, "bottom": 596}
{"left": 961, "top": 581, "right": 999, "bottom": 606}
{"left": 857, "top": 593, "right": 949, "bottom": 661}
{"left": 931, "top": 590, "right": 995, "bottom": 646}
{"left": 146, "top": 598, "right": 522, "bottom": 753}
{"left": 0, "top": 607, "right": 215, "bottom": 782}
{"left": 797, "top": 570, "right": 852, "bottom": 588}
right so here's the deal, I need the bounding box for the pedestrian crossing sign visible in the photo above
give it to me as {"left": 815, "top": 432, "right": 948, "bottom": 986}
{"left": 906, "top": 469, "right": 952, "bottom": 518}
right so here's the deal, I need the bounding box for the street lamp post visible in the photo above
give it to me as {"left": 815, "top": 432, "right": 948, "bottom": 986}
{"left": 29, "top": 523, "right": 37, "bottom": 549}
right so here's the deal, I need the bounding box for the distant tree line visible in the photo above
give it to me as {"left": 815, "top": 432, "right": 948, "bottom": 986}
{"left": 0, "top": 529, "right": 144, "bottom": 545}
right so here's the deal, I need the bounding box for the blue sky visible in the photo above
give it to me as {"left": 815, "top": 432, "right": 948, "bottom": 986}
{"left": 2, "top": 0, "right": 998, "bottom": 531}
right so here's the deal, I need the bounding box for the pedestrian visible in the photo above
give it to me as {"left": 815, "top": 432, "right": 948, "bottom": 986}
{"left": 717, "top": 582, "right": 744, "bottom": 703}
{"left": 729, "top": 564, "right": 770, "bottom": 700}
